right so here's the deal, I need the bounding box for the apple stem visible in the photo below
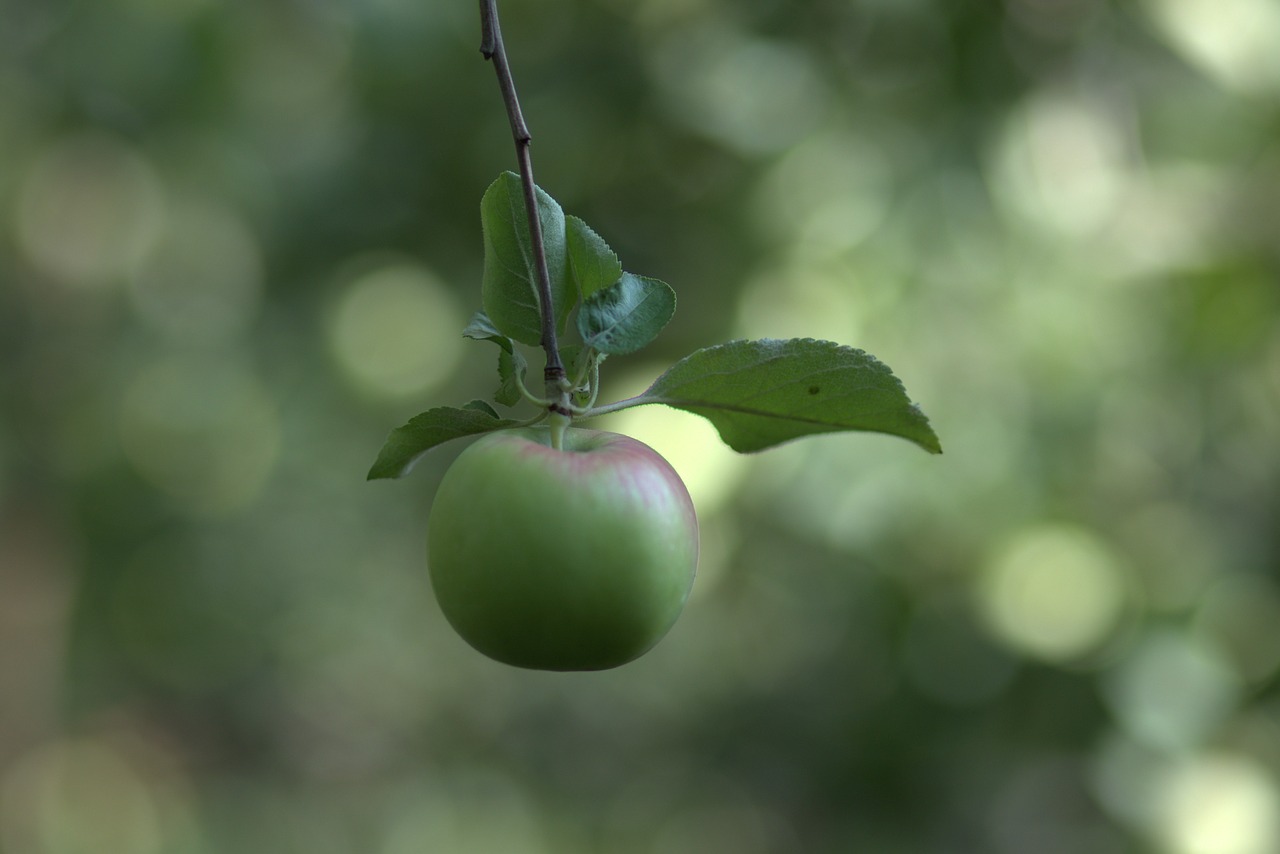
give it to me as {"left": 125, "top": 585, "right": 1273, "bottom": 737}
{"left": 478, "top": 0, "right": 568, "bottom": 407}
{"left": 548, "top": 409, "right": 571, "bottom": 451}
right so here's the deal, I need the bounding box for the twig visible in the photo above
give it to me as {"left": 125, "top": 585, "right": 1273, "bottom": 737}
{"left": 478, "top": 0, "right": 568, "bottom": 405}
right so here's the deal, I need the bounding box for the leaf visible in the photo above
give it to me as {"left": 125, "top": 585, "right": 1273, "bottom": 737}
{"left": 495, "top": 348, "right": 528, "bottom": 407}
{"left": 367, "top": 403, "right": 522, "bottom": 480}
{"left": 463, "top": 399, "right": 501, "bottom": 418}
{"left": 481, "top": 172, "right": 571, "bottom": 347}
{"left": 462, "top": 310, "right": 513, "bottom": 354}
{"left": 463, "top": 310, "right": 526, "bottom": 407}
{"left": 566, "top": 215, "right": 622, "bottom": 300}
{"left": 631, "top": 338, "right": 941, "bottom": 454}
{"left": 559, "top": 343, "right": 585, "bottom": 381}
{"left": 576, "top": 273, "right": 676, "bottom": 356}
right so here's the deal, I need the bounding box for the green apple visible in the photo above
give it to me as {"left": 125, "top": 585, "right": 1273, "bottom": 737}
{"left": 427, "top": 426, "right": 698, "bottom": 671}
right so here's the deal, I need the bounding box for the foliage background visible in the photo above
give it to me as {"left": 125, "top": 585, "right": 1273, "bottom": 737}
{"left": 2, "top": 0, "right": 1279, "bottom": 851}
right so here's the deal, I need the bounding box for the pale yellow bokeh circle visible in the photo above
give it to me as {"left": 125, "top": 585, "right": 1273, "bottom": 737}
{"left": 326, "top": 259, "right": 464, "bottom": 401}
{"left": 1140, "top": 0, "right": 1280, "bottom": 94}
{"left": 990, "top": 92, "right": 1129, "bottom": 237}
{"left": 1154, "top": 753, "right": 1280, "bottom": 854}
{"left": 979, "top": 524, "right": 1128, "bottom": 662}
{"left": 17, "top": 133, "right": 164, "bottom": 289}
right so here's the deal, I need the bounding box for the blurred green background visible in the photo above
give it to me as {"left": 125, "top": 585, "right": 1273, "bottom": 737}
{"left": 2, "top": 0, "right": 1279, "bottom": 851}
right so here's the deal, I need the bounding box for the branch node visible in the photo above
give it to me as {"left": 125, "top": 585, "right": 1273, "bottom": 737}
{"left": 478, "top": 0, "right": 496, "bottom": 57}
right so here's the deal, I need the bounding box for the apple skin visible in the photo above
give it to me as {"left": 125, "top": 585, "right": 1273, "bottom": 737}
{"left": 427, "top": 426, "right": 699, "bottom": 671}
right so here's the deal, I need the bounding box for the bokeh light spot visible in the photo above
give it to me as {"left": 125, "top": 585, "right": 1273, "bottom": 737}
{"left": 326, "top": 259, "right": 464, "bottom": 401}
{"left": 1154, "top": 753, "right": 1280, "bottom": 854}
{"left": 751, "top": 130, "right": 891, "bottom": 255}
{"left": 979, "top": 524, "right": 1128, "bottom": 662}
{"left": 649, "top": 26, "right": 829, "bottom": 155}
{"left": 117, "top": 357, "right": 280, "bottom": 515}
{"left": 0, "top": 739, "right": 161, "bottom": 854}
{"left": 734, "top": 261, "right": 863, "bottom": 344}
{"left": 1140, "top": 0, "right": 1280, "bottom": 94}
{"left": 990, "top": 92, "right": 1129, "bottom": 237}
{"left": 16, "top": 133, "right": 164, "bottom": 289}
{"left": 1090, "top": 732, "right": 1168, "bottom": 831}
{"left": 381, "top": 771, "right": 547, "bottom": 854}
{"left": 1102, "top": 630, "right": 1239, "bottom": 751}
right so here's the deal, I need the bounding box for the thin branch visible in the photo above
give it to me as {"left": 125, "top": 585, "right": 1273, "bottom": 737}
{"left": 478, "top": 0, "right": 568, "bottom": 406}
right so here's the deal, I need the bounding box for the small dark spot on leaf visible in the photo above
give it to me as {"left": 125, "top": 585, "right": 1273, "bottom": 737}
{"left": 808, "top": 385, "right": 820, "bottom": 395}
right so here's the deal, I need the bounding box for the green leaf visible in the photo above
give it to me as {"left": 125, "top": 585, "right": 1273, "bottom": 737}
{"left": 367, "top": 403, "right": 522, "bottom": 480}
{"left": 481, "top": 172, "right": 571, "bottom": 347}
{"left": 462, "top": 399, "right": 501, "bottom": 418}
{"left": 463, "top": 310, "right": 526, "bottom": 407}
{"left": 566, "top": 215, "right": 622, "bottom": 300}
{"left": 630, "top": 338, "right": 941, "bottom": 454}
{"left": 495, "top": 348, "right": 528, "bottom": 408}
{"left": 462, "top": 310, "right": 513, "bottom": 354}
{"left": 559, "top": 343, "right": 585, "bottom": 381}
{"left": 577, "top": 273, "right": 676, "bottom": 356}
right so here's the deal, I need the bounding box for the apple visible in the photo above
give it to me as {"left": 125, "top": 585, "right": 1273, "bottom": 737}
{"left": 427, "top": 426, "right": 698, "bottom": 670}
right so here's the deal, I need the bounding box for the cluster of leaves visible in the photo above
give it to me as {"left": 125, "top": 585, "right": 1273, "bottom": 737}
{"left": 368, "top": 172, "right": 940, "bottom": 479}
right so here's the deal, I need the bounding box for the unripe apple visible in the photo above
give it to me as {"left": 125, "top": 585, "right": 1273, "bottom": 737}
{"left": 427, "top": 426, "right": 699, "bottom": 670}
